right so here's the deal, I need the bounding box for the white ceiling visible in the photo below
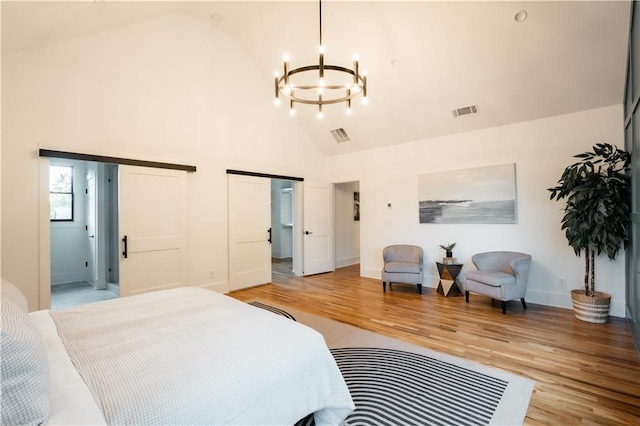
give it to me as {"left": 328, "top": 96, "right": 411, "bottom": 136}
{"left": 1, "top": 1, "right": 631, "bottom": 156}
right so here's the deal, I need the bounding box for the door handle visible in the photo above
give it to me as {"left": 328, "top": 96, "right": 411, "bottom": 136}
{"left": 89, "top": 235, "right": 95, "bottom": 238}
{"left": 122, "top": 235, "right": 128, "bottom": 259}
{"left": 268, "top": 228, "right": 272, "bottom": 244}
{"left": 305, "top": 231, "right": 313, "bottom": 235}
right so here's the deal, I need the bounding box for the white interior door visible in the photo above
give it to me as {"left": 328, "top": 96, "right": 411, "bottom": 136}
{"left": 118, "top": 165, "right": 188, "bottom": 297}
{"left": 86, "top": 168, "right": 98, "bottom": 287}
{"left": 303, "top": 181, "right": 335, "bottom": 276}
{"left": 228, "top": 174, "right": 272, "bottom": 291}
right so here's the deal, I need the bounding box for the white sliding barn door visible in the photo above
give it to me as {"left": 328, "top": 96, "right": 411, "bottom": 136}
{"left": 118, "top": 165, "right": 188, "bottom": 297}
{"left": 303, "top": 181, "right": 335, "bottom": 276}
{"left": 228, "top": 174, "right": 272, "bottom": 291}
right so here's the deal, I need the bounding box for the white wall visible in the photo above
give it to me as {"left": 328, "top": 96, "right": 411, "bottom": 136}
{"left": 1, "top": 13, "right": 324, "bottom": 310}
{"left": 325, "top": 105, "right": 627, "bottom": 317}
{"left": 335, "top": 182, "right": 360, "bottom": 267}
{"left": 50, "top": 160, "right": 88, "bottom": 285}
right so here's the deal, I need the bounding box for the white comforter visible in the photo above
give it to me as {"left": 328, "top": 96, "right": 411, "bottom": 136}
{"left": 33, "top": 287, "right": 354, "bottom": 425}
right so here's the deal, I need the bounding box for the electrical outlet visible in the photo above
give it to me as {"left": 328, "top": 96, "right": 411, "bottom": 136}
{"left": 209, "top": 270, "right": 215, "bottom": 279}
{"left": 558, "top": 277, "right": 567, "bottom": 287}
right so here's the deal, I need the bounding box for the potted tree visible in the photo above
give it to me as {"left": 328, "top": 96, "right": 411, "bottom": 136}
{"left": 548, "top": 143, "right": 631, "bottom": 323}
{"left": 439, "top": 243, "right": 457, "bottom": 264}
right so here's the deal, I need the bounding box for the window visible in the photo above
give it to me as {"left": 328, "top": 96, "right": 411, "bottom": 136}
{"left": 50, "top": 165, "right": 74, "bottom": 221}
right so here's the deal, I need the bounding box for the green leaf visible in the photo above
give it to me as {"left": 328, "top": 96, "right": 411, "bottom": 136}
{"left": 548, "top": 143, "right": 631, "bottom": 291}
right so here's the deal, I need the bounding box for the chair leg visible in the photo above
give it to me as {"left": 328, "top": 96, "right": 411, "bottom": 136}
{"left": 501, "top": 301, "right": 507, "bottom": 314}
{"left": 382, "top": 282, "right": 386, "bottom": 292}
{"left": 417, "top": 284, "right": 422, "bottom": 294}
{"left": 465, "top": 291, "right": 469, "bottom": 303}
{"left": 521, "top": 298, "right": 527, "bottom": 310}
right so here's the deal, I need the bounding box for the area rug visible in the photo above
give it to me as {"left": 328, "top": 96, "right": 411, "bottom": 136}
{"left": 248, "top": 300, "right": 535, "bottom": 426}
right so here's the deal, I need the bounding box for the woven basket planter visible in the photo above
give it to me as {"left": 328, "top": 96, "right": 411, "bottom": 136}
{"left": 570, "top": 289, "right": 611, "bottom": 324}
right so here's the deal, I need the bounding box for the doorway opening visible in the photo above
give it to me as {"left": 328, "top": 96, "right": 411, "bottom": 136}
{"left": 334, "top": 181, "right": 360, "bottom": 271}
{"left": 49, "top": 159, "right": 119, "bottom": 310}
{"left": 227, "top": 171, "right": 338, "bottom": 290}
{"left": 271, "top": 179, "right": 295, "bottom": 281}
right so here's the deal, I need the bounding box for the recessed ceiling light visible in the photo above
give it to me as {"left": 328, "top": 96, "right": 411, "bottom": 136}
{"left": 210, "top": 14, "right": 224, "bottom": 25}
{"left": 391, "top": 59, "right": 400, "bottom": 67}
{"left": 514, "top": 10, "right": 528, "bottom": 23}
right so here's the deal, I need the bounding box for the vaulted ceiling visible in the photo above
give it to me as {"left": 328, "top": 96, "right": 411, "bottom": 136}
{"left": 2, "top": 1, "right": 631, "bottom": 156}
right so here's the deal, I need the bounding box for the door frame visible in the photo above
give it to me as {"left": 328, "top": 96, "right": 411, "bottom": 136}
{"left": 292, "top": 180, "right": 304, "bottom": 276}
{"left": 39, "top": 158, "right": 52, "bottom": 310}
{"left": 38, "top": 151, "right": 196, "bottom": 310}
{"left": 227, "top": 170, "right": 305, "bottom": 278}
{"left": 39, "top": 159, "right": 110, "bottom": 307}
{"left": 85, "top": 165, "right": 98, "bottom": 288}
{"left": 333, "top": 180, "right": 362, "bottom": 273}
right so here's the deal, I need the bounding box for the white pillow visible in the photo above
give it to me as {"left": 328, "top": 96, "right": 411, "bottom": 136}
{"left": 1, "top": 278, "right": 28, "bottom": 312}
{"left": 1, "top": 298, "right": 50, "bottom": 426}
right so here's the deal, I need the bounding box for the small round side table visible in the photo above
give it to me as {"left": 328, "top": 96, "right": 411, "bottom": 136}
{"left": 436, "top": 262, "right": 463, "bottom": 297}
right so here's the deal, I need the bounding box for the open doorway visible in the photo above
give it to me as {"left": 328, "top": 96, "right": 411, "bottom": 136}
{"left": 49, "top": 159, "right": 119, "bottom": 310}
{"left": 271, "top": 179, "right": 295, "bottom": 280}
{"left": 334, "top": 181, "right": 360, "bottom": 270}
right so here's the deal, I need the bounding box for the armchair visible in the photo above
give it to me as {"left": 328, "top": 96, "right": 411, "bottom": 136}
{"left": 382, "top": 245, "right": 424, "bottom": 294}
{"left": 464, "top": 251, "right": 532, "bottom": 314}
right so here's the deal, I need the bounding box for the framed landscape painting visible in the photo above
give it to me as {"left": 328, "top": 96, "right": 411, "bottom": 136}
{"left": 418, "top": 163, "right": 517, "bottom": 224}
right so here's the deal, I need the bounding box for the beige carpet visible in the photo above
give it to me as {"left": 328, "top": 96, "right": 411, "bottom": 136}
{"left": 249, "top": 299, "right": 535, "bottom": 426}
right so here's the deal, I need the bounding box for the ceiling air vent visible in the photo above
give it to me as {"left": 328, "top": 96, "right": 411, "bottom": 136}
{"left": 330, "top": 128, "right": 350, "bottom": 143}
{"left": 452, "top": 105, "right": 479, "bottom": 118}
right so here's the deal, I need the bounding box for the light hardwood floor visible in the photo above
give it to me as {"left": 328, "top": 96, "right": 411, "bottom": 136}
{"left": 230, "top": 264, "right": 640, "bottom": 425}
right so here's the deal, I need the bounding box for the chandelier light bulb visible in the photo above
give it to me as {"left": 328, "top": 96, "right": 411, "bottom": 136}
{"left": 346, "top": 107, "right": 352, "bottom": 116}
{"left": 274, "top": 98, "right": 281, "bottom": 106}
{"left": 273, "top": 70, "right": 280, "bottom": 77}
{"left": 361, "top": 97, "right": 368, "bottom": 106}
{"left": 283, "top": 53, "right": 290, "bottom": 62}
{"left": 289, "top": 108, "right": 296, "bottom": 116}
{"left": 352, "top": 53, "right": 359, "bottom": 61}
{"left": 317, "top": 111, "right": 324, "bottom": 120}
{"left": 319, "top": 45, "right": 325, "bottom": 54}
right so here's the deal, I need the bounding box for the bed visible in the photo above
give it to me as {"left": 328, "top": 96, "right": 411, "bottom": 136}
{"left": 1, "top": 279, "right": 355, "bottom": 425}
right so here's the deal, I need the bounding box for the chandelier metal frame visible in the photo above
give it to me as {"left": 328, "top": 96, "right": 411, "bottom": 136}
{"left": 274, "top": 0, "right": 367, "bottom": 116}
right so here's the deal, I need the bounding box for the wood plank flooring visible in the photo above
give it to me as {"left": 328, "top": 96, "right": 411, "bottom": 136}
{"left": 230, "top": 264, "right": 640, "bottom": 425}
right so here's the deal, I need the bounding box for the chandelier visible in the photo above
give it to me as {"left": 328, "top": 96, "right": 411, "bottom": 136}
{"left": 274, "top": 0, "right": 367, "bottom": 118}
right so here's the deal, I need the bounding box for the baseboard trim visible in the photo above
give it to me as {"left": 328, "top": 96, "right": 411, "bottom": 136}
{"left": 515, "top": 288, "right": 624, "bottom": 318}
{"left": 362, "top": 267, "right": 624, "bottom": 317}
{"left": 336, "top": 256, "right": 360, "bottom": 268}
{"left": 51, "top": 272, "right": 87, "bottom": 286}
{"left": 271, "top": 252, "right": 292, "bottom": 259}
{"left": 200, "top": 281, "right": 229, "bottom": 293}
{"left": 361, "top": 267, "right": 380, "bottom": 281}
